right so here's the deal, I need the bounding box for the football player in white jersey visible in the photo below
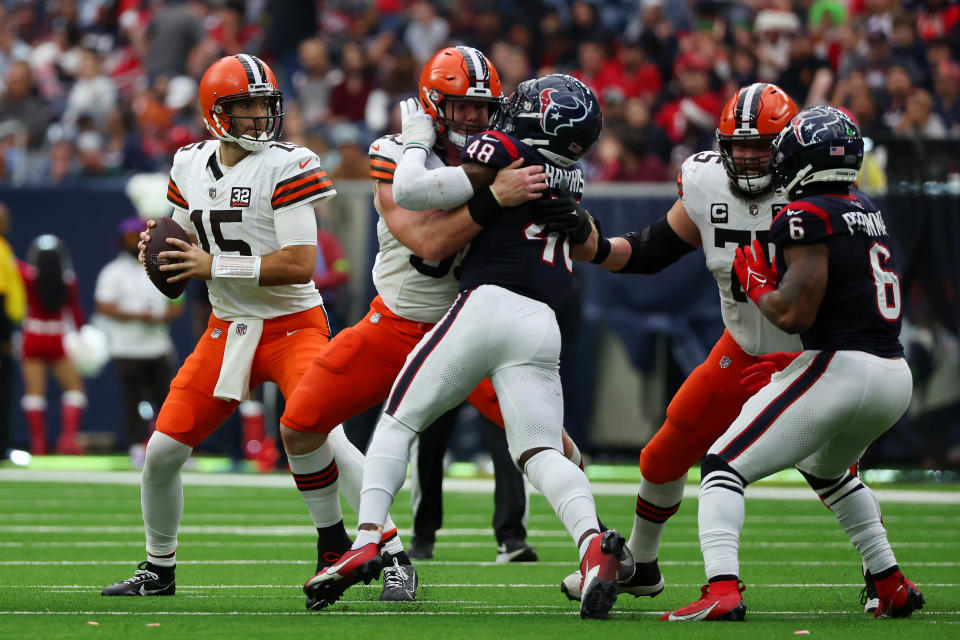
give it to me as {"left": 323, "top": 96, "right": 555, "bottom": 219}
{"left": 100, "top": 54, "right": 405, "bottom": 602}
{"left": 281, "top": 46, "right": 560, "bottom": 608}
{"left": 559, "top": 83, "right": 895, "bottom": 614}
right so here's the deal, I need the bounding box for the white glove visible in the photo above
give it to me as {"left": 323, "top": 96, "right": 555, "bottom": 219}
{"left": 400, "top": 97, "right": 436, "bottom": 153}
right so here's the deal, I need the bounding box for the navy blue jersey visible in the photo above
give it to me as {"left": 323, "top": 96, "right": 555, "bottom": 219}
{"left": 770, "top": 188, "right": 903, "bottom": 357}
{"left": 457, "top": 130, "right": 585, "bottom": 312}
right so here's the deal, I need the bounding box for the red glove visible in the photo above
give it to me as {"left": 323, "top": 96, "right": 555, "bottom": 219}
{"left": 740, "top": 352, "right": 801, "bottom": 393}
{"left": 733, "top": 239, "right": 778, "bottom": 305}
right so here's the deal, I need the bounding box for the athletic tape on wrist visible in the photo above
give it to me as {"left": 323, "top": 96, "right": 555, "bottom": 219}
{"left": 212, "top": 255, "right": 262, "bottom": 280}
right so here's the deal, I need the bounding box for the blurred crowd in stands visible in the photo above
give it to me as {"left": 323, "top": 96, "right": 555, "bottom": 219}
{"left": 0, "top": 0, "right": 958, "bottom": 187}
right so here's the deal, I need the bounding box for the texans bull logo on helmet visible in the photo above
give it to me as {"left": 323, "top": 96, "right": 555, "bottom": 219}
{"left": 538, "top": 88, "right": 589, "bottom": 138}
{"left": 790, "top": 105, "right": 852, "bottom": 147}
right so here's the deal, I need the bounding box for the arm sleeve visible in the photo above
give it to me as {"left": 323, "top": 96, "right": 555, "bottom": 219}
{"left": 274, "top": 202, "right": 318, "bottom": 248}
{"left": 615, "top": 215, "right": 697, "bottom": 274}
{"left": 392, "top": 148, "right": 475, "bottom": 211}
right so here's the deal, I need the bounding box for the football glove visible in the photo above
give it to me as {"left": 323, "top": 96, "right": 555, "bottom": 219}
{"left": 400, "top": 97, "right": 436, "bottom": 153}
{"left": 529, "top": 194, "right": 594, "bottom": 244}
{"left": 739, "top": 352, "right": 801, "bottom": 394}
{"left": 733, "top": 239, "right": 778, "bottom": 305}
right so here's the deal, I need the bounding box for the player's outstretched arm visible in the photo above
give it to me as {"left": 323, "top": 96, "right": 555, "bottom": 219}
{"left": 574, "top": 198, "right": 700, "bottom": 272}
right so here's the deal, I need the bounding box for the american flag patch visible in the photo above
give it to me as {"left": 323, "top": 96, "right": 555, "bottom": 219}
{"left": 830, "top": 145, "right": 844, "bottom": 156}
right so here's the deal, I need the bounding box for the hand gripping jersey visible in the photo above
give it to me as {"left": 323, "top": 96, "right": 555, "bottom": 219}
{"left": 368, "top": 134, "right": 466, "bottom": 323}
{"left": 679, "top": 150, "right": 801, "bottom": 356}
{"left": 166, "top": 140, "right": 333, "bottom": 320}
{"left": 770, "top": 188, "right": 904, "bottom": 357}
{"left": 457, "top": 130, "right": 584, "bottom": 313}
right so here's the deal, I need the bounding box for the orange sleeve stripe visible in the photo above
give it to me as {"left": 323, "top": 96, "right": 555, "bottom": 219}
{"left": 676, "top": 171, "right": 683, "bottom": 197}
{"left": 272, "top": 170, "right": 328, "bottom": 198}
{"left": 166, "top": 188, "right": 188, "bottom": 208}
{"left": 369, "top": 159, "right": 397, "bottom": 170}
{"left": 370, "top": 170, "right": 394, "bottom": 181}
{"left": 271, "top": 180, "right": 334, "bottom": 207}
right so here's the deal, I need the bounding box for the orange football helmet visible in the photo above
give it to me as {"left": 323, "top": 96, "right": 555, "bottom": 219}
{"left": 716, "top": 82, "right": 797, "bottom": 194}
{"left": 419, "top": 46, "right": 502, "bottom": 149}
{"left": 199, "top": 54, "right": 284, "bottom": 152}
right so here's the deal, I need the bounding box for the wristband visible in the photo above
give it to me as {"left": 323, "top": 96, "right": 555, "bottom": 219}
{"left": 466, "top": 186, "right": 504, "bottom": 227}
{"left": 591, "top": 237, "right": 612, "bottom": 264}
{"left": 212, "top": 255, "right": 262, "bottom": 281}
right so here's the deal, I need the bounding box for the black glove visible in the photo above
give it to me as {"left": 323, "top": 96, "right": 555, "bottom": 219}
{"left": 529, "top": 194, "right": 594, "bottom": 243}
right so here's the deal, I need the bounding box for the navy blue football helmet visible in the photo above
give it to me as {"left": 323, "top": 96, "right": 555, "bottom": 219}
{"left": 493, "top": 74, "right": 602, "bottom": 167}
{"left": 770, "top": 105, "right": 863, "bottom": 198}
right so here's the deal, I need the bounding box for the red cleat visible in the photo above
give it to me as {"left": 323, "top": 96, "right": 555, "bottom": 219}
{"left": 303, "top": 542, "right": 382, "bottom": 610}
{"left": 579, "top": 529, "right": 624, "bottom": 619}
{"left": 874, "top": 570, "right": 925, "bottom": 618}
{"left": 661, "top": 579, "right": 746, "bottom": 621}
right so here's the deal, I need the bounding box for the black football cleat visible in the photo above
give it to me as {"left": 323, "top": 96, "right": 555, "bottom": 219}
{"left": 496, "top": 539, "right": 538, "bottom": 563}
{"left": 379, "top": 556, "right": 418, "bottom": 602}
{"left": 101, "top": 561, "right": 175, "bottom": 596}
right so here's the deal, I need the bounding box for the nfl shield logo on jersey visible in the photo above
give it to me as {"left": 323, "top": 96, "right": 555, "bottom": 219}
{"left": 719, "top": 356, "right": 732, "bottom": 369}
{"left": 236, "top": 323, "right": 247, "bottom": 336}
{"left": 209, "top": 186, "right": 217, "bottom": 199}
{"left": 211, "top": 328, "right": 222, "bottom": 339}
{"left": 749, "top": 204, "right": 759, "bottom": 216}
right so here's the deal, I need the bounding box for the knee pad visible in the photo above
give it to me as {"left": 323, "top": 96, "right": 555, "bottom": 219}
{"left": 281, "top": 386, "right": 325, "bottom": 433}
{"left": 797, "top": 467, "right": 841, "bottom": 491}
{"left": 639, "top": 418, "right": 701, "bottom": 484}
{"left": 156, "top": 399, "right": 197, "bottom": 434}
{"left": 143, "top": 432, "right": 192, "bottom": 483}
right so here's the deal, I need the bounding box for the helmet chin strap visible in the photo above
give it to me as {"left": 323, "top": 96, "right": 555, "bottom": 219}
{"left": 445, "top": 129, "right": 468, "bottom": 149}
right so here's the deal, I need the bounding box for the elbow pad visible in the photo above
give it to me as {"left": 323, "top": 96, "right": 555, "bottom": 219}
{"left": 616, "top": 215, "right": 696, "bottom": 274}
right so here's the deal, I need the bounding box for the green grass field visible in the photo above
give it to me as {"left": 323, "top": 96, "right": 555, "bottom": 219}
{"left": 0, "top": 470, "right": 957, "bottom": 639}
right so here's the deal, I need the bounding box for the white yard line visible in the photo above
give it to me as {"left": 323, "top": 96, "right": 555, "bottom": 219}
{"left": 1, "top": 559, "right": 958, "bottom": 567}
{"left": 2, "top": 540, "right": 958, "bottom": 549}
{"left": 2, "top": 469, "right": 959, "bottom": 504}
{"left": 6, "top": 583, "right": 959, "bottom": 589}
{"left": 0, "top": 610, "right": 957, "bottom": 617}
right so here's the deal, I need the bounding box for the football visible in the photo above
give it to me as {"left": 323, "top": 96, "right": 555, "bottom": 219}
{"left": 144, "top": 216, "right": 190, "bottom": 299}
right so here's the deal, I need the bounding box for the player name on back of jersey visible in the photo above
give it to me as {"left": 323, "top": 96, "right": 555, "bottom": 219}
{"left": 840, "top": 209, "right": 888, "bottom": 237}
{"left": 543, "top": 164, "right": 585, "bottom": 194}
